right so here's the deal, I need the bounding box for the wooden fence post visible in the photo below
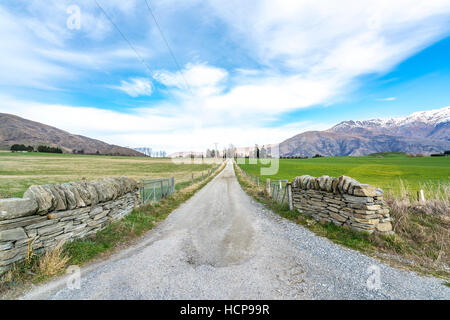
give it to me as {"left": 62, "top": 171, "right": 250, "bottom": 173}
{"left": 278, "top": 181, "right": 283, "bottom": 202}
{"left": 266, "top": 179, "right": 271, "bottom": 198}
{"left": 417, "top": 189, "right": 425, "bottom": 203}
{"left": 287, "top": 182, "right": 294, "bottom": 211}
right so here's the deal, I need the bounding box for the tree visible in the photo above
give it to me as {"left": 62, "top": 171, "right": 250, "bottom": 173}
{"left": 313, "top": 154, "right": 323, "bottom": 158}
{"left": 254, "top": 144, "right": 260, "bottom": 159}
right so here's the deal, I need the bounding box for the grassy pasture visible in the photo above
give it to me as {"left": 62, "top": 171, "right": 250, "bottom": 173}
{"left": 0, "top": 152, "right": 218, "bottom": 198}
{"left": 238, "top": 152, "right": 450, "bottom": 198}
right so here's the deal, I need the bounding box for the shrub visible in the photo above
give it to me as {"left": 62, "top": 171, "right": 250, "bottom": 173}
{"left": 313, "top": 154, "right": 324, "bottom": 158}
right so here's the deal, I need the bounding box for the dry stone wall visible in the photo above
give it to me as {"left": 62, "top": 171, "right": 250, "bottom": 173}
{"left": 0, "top": 177, "right": 141, "bottom": 274}
{"left": 292, "top": 175, "right": 392, "bottom": 234}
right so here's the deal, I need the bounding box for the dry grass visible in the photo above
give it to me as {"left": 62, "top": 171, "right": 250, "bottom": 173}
{"left": 37, "top": 243, "right": 70, "bottom": 278}
{"left": 0, "top": 243, "right": 70, "bottom": 297}
{"left": 382, "top": 182, "right": 450, "bottom": 277}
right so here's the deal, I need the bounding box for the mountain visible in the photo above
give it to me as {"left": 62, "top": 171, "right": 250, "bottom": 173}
{"left": 279, "top": 107, "right": 450, "bottom": 157}
{"left": 0, "top": 113, "right": 143, "bottom": 156}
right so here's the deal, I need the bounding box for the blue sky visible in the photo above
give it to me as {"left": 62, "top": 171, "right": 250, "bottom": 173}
{"left": 1, "top": 0, "right": 450, "bottom": 153}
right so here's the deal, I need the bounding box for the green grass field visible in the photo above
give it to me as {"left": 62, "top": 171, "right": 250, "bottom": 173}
{"left": 0, "top": 152, "right": 219, "bottom": 198}
{"left": 238, "top": 153, "right": 450, "bottom": 198}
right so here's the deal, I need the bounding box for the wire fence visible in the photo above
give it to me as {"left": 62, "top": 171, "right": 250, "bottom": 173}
{"left": 140, "top": 165, "right": 223, "bottom": 205}
{"left": 270, "top": 180, "right": 289, "bottom": 204}
{"left": 140, "top": 178, "right": 175, "bottom": 205}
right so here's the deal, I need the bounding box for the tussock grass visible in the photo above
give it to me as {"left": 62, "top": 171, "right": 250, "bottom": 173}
{"left": 384, "top": 182, "right": 449, "bottom": 277}
{"left": 37, "top": 244, "right": 70, "bottom": 279}
{"left": 0, "top": 244, "right": 70, "bottom": 295}
{"left": 235, "top": 162, "right": 450, "bottom": 280}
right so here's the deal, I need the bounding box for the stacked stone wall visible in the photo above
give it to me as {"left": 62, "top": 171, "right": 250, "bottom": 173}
{"left": 0, "top": 177, "right": 141, "bottom": 274}
{"left": 292, "top": 175, "right": 392, "bottom": 234}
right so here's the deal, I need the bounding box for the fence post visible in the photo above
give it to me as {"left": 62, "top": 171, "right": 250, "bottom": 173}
{"left": 256, "top": 176, "right": 259, "bottom": 187}
{"left": 417, "top": 189, "right": 426, "bottom": 203}
{"left": 266, "top": 179, "right": 271, "bottom": 198}
{"left": 278, "top": 181, "right": 283, "bottom": 202}
{"left": 191, "top": 173, "right": 194, "bottom": 184}
{"left": 287, "top": 183, "right": 294, "bottom": 211}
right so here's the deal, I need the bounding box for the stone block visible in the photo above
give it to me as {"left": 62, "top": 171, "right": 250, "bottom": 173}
{"left": 353, "top": 184, "right": 377, "bottom": 197}
{"left": 330, "top": 212, "right": 347, "bottom": 222}
{"left": 376, "top": 222, "right": 393, "bottom": 232}
{"left": 0, "top": 227, "right": 27, "bottom": 241}
{"left": 0, "top": 198, "right": 38, "bottom": 220}
{"left": 23, "top": 185, "right": 55, "bottom": 214}
{"left": 0, "top": 215, "right": 47, "bottom": 231}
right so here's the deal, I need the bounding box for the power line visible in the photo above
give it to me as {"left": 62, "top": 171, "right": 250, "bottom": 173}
{"left": 94, "top": 0, "right": 153, "bottom": 75}
{"left": 143, "top": 0, "right": 193, "bottom": 93}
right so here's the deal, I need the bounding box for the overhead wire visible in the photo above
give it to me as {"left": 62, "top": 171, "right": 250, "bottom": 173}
{"left": 143, "top": 0, "right": 193, "bottom": 94}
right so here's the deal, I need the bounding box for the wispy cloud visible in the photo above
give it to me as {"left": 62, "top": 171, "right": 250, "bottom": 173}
{"left": 112, "top": 78, "right": 153, "bottom": 97}
{"left": 376, "top": 97, "right": 397, "bottom": 101}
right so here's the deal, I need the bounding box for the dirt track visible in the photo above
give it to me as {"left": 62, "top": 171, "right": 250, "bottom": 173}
{"left": 22, "top": 161, "right": 449, "bottom": 300}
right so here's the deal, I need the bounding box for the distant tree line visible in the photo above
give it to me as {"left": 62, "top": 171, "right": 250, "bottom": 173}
{"left": 431, "top": 150, "right": 450, "bottom": 157}
{"left": 10, "top": 144, "right": 63, "bottom": 154}
{"left": 10, "top": 144, "right": 34, "bottom": 152}
{"left": 279, "top": 154, "right": 324, "bottom": 159}
{"left": 37, "top": 145, "right": 63, "bottom": 154}
{"left": 279, "top": 156, "right": 309, "bottom": 159}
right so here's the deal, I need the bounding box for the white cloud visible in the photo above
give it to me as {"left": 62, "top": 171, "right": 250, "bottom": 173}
{"left": 112, "top": 78, "right": 153, "bottom": 97}
{"left": 154, "top": 63, "right": 228, "bottom": 96}
{"left": 376, "top": 97, "right": 397, "bottom": 101}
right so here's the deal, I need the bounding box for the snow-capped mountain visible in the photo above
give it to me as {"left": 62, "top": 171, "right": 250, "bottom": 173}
{"left": 331, "top": 106, "right": 450, "bottom": 132}
{"left": 279, "top": 107, "right": 450, "bottom": 157}
{"left": 328, "top": 106, "right": 449, "bottom": 140}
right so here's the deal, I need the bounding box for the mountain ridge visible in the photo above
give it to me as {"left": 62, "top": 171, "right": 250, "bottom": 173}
{"left": 0, "top": 113, "right": 143, "bottom": 156}
{"left": 279, "top": 107, "right": 450, "bottom": 157}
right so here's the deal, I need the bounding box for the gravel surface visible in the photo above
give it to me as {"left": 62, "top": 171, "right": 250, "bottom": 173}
{"left": 22, "top": 161, "right": 450, "bottom": 300}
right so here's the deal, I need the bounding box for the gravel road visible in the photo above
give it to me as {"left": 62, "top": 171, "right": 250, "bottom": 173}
{"left": 22, "top": 161, "right": 449, "bottom": 300}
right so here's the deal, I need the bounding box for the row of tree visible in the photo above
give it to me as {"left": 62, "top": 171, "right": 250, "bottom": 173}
{"left": 10, "top": 144, "right": 34, "bottom": 152}
{"left": 10, "top": 144, "right": 63, "bottom": 154}
{"left": 37, "top": 145, "right": 63, "bottom": 153}
{"left": 431, "top": 150, "right": 450, "bottom": 157}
